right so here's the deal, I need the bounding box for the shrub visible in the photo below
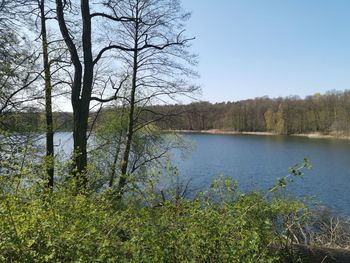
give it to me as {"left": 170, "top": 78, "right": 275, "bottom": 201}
{"left": 0, "top": 174, "right": 307, "bottom": 262}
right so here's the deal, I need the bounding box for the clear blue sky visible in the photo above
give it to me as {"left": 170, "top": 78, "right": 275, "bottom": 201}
{"left": 182, "top": 0, "right": 350, "bottom": 102}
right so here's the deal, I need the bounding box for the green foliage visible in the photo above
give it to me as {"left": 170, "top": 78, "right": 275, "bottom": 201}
{"left": 263, "top": 104, "right": 287, "bottom": 135}
{"left": 0, "top": 141, "right": 312, "bottom": 262}
{"left": 0, "top": 166, "right": 308, "bottom": 262}
{"left": 91, "top": 108, "right": 189, "bottom": 191}
{"left": 270, "top": 158, "right": 312, "bottom": 193}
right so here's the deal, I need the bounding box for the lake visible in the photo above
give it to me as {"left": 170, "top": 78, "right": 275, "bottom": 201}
{"left": 53, "top": 132, "right": 350, "bottom": 215}
{"left": 172, "top": 133, "right": 350, "bottom": 215}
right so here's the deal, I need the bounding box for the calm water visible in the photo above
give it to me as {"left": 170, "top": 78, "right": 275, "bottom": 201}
{"left": 172, "top": 133, "right": 350, "bottom": 215}
{"left": 53, "top": 132, "right": 350, "bottom": 215}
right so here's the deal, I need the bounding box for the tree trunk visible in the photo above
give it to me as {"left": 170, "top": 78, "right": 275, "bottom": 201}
{"left": 56, "top": 0, "right": 93, "bottom": 190}
{"left": 109, "top": 130, "right": 123, "bottom": 187}
{"left": 71, "top": 0, "right": 94, "bottom": 189}
{"left": 291, "top": 244, "right": 350, "bottom": 263}
{"left": 72, "top": 107, "right": 89, "bottom": 187}
{"left": 39, "top": 0, "right": 54, "bottom": 189}
{"left": 117, "top": 18, "right": 139, "bottom": 197}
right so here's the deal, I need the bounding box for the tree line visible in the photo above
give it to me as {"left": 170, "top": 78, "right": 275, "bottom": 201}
{"left": 152, "top": 90, "right": 350, "bottom": 135}
{"left": 6, "top": 89, "right": 350, "bottom": 136}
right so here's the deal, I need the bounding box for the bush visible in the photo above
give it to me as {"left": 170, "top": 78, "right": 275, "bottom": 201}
{"left": 0, "top": 173, "right": 307, "bottom": 262}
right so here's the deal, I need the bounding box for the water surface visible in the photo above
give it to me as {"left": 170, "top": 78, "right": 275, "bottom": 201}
{"left": 172, "top": 133, "right": 350, "bottom": 215}
{"left": 53, "top": 132, "right": 350, "bottom": 215}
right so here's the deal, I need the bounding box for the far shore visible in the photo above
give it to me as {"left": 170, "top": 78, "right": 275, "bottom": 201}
{"left": 164, "top": 129, "right": 350, "bottom": 140}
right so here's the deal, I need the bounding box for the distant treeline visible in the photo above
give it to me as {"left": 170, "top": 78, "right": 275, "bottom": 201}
{"left": 1, "top": 111, "right": 73, "bottom": 132}
{"left": 153, "top": 90, "right": 350, "bottom": 134}
{"left": 4, "top": 90, "right": 350, "bottom": 135}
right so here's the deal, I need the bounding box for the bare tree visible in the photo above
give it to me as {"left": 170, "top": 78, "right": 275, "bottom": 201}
{"left": 54, "top": 0, "right": 135, "bottom": 189}
{"left": 96, "top": 0, "right": 198, "bottom": 197}
{"left": 0, "top": 1, "right": 44, "bottom": 170}
{"left": 10, "top": 0, "right": 73, "bottom": 188}
{"left": 35, "top": 0, "right": 55, "bottom": 188}
{"left": 0, "top": 1, "right": 39, "bottom": 120}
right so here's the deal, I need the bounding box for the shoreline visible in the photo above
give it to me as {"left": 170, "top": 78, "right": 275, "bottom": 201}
{"left": 164, "top": 129, "right": 350, "bottom": 140}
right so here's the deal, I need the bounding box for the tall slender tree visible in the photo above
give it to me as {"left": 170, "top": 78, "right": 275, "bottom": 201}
{"left": 100, "top": 0, "right": 198, "bottom": 197}
{"left": 55, "top": 0, "right": 134, "bottom": 189}
{"left": 37, "top": 0, "right": 55, "bottom": 188}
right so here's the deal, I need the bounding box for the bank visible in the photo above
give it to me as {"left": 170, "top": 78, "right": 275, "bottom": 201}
{"left": 165, "top": 129, "right": 350, "bottom": 140}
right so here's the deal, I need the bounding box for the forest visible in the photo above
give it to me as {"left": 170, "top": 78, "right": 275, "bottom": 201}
{"left": 5, "top": 90, "right": 350, "bottom": 136}
{"left": 1, "top": 0, "right": 350, "bottom": 262}
{"left": 144, "top": 90, "right": 350, "bottom": 134}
